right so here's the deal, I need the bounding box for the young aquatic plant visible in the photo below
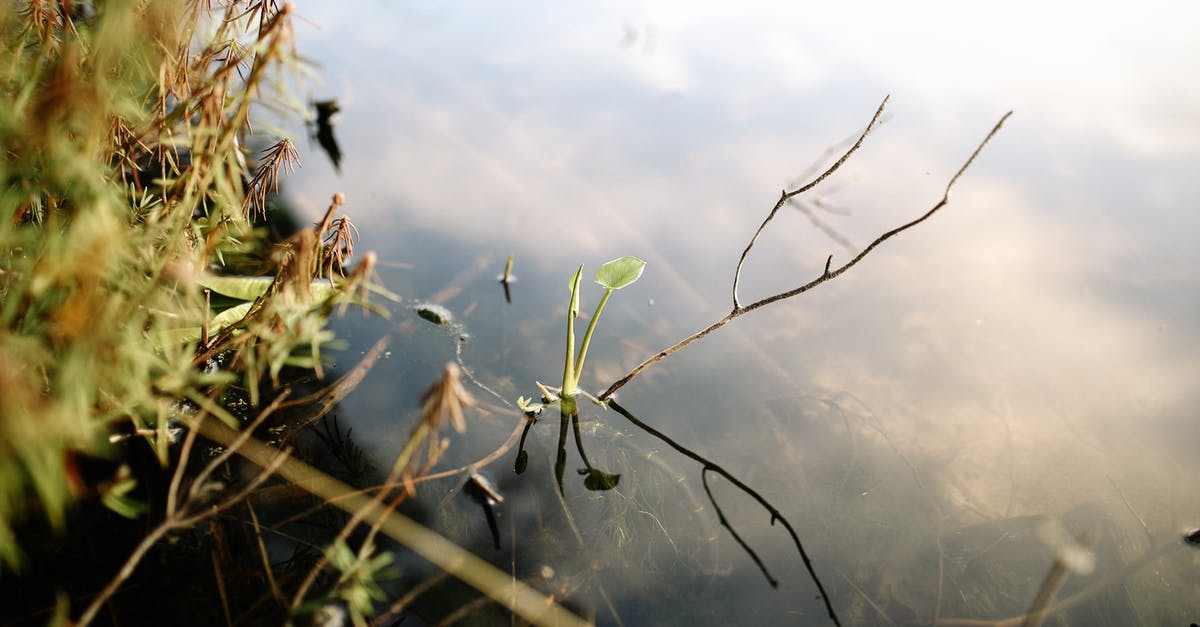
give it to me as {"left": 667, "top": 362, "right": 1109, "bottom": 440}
{"left": 519, "top": 256, "right": 645, "bottom": 417}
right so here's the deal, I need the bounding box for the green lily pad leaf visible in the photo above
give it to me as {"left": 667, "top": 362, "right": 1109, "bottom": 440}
{"left": 308, "top": 279, "right": 338, "bottom": 301}
{"left": 198, "top": 275, "right": 273, "bottom": 300}
{"left": 594, "top": 256, "right": 645, "bottom": 290}
{"left": 582, "top": 468, "right": 621, "bottom": 491}
{"left": 155, "top": 301, "right": 255, "bottom": 346}
{"left": 207, "top": 301, "right": 254, "bottom": 332}
{"left": 199, "top": 275, "right": 340, "bottom": 302}
{"left": 156, "top": 326, "right": 202, "bottom": 347}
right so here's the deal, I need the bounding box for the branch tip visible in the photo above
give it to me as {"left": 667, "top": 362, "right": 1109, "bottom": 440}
{"left": 605, "top": 103, "right": 1009, "bottom": 403}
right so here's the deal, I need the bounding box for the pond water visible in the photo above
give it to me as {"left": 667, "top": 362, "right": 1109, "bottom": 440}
{"left": 276, "top": 2, "right": 1199, "bottom": 625}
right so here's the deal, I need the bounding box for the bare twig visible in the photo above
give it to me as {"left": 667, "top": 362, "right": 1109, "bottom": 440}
{"left": 75, "top": 512, "right": 175, "bottom": 627}
{"left": 167, "top": 408, "right": 206, "bottom": 517}
{"left": 246, "top": 502, "right": 285, "bottom": 607}
{"left": 701, "top": 468, "right": 778, "bottom": 587}
{"left": 732, "top": 95, "right": 889, "bottom": 310}
{"left": 608, "top": 399, "right": 842, "bottom": 626}
{"left": 278, "top": 332, "right": 392, "bottom": 434}
{"left": 599, "top": 107, "right": 1012, "bottom": 401}
{"left": 210, "top": 534, "right": 234, "bottom": 627}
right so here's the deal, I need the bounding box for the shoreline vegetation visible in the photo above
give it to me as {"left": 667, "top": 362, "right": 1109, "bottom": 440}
{"left": 2, "top": 3, "right": 581, "bottom": 625}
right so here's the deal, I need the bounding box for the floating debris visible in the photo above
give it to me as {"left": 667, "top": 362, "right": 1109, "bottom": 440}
{"left": 497, "top": 255, "right": 517, "bottom": 284}
{"left": 466, "top": 471, "right": 504, "bottom": 506}
{"left": 414, "top": 303, "right": 453, "bottom": 325}
{"left": 498, "top": 255, "right": 516, "bottom": 303}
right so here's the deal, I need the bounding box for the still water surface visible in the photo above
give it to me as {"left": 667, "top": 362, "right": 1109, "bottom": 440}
{"left": 278, "top": 2, "right": 1199, "bottom": 624}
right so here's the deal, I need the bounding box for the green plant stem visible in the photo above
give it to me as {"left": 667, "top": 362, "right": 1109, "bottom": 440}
{"left": 561, "top": 266, "right": 583, "bottom": 399}
{"left": 573, "top": 287, "right": 613, "bottom": 384}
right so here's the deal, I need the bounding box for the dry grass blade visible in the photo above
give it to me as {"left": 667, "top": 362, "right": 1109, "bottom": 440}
{"left": 420, "top": 362, "right": 475, "bottom": 435}
{"left": 243, "top": 137, "right": 301, "bottom": 218}
{"left": 19, "top": 1, "right": 66, "bottom": 51}
{"left": 313, "top": 192, "right": 360, "bottom": 278}
{"left": 341, "top": 250, "right": 377, "bottom": 310}
{"left": 322, "top": 215, "right": 360, "bottom": 277}
{"left": 268, "top": 227, "right": 319, "bottom": 303}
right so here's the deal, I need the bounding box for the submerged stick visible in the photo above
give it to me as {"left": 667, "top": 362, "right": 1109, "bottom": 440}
{"left": 599, "top": 106, "right": 1013, "bottom": 401}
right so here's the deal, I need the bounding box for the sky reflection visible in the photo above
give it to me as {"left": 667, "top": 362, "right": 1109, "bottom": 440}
{"left": 282, "top": 1, "right": 1198, "bottom": 623}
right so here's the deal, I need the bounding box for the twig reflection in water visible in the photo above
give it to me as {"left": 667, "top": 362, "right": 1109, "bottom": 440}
{"left": 607, "top": 399, "right": 843, "bottom": 626}
{"left": 464, "top": 471, "right": 504, "bottom": 550}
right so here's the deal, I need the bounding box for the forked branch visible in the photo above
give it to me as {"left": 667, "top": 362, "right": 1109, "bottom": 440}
{"left": 598, "top": 103, "right": 1012, "bottom": 401}
{"left": 732, "top": 96, "right": 889, "bottom": 310}
{"left": 609, "top": 400, "right": 841, "bottom": 625}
